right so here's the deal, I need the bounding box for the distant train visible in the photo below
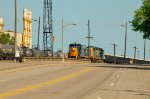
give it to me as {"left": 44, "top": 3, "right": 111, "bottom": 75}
{"left": 68, "top": 43, "right": 105, "bottom": 62}
{"left": 68, "top": 43, "right": 150, "bottom": 64}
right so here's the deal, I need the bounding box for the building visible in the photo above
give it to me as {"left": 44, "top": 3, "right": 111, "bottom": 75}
{"left": 4, "top": 30, "right": 23, "bottom": 47}
{"left": 1, "top": 9, "right": 33, "bottom": 48}
{"left": 23, "top": 9, "right": 32, "bottom": 48}
{"left": 0, "top": 17, "right": 23, "bottom": 47}
{"left": 0, "top": 18, "right": 4, "bottom": 32}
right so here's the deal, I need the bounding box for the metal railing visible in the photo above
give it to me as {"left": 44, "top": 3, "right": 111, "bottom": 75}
{"left": 22, "top": 57, "right": 90, "bottom": 64}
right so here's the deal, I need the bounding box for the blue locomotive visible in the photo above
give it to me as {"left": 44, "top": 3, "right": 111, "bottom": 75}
{"left": 68, "top": 43, "right": 105, "bottom": 62}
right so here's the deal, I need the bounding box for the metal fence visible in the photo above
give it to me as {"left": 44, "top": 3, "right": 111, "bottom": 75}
{"left": 22, "top": 57, "right": 90, "bottom": 64}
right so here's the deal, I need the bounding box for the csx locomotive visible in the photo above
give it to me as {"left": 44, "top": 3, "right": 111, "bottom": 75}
{"left": 68, "top": 43, "right": 150, "bottom": 64}
{"left": 68, "top": 43, "right": 105, "bottom": 62}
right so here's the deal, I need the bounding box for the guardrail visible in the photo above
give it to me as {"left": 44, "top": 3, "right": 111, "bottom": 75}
{"left": 22, "top": 57, "right": 90, "bottom": 64}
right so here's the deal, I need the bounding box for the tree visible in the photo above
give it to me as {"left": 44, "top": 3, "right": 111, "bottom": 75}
{"left": 131, "top": 0, "right": 150, "bottom": 39}
{"left": 0, "top": 32, "right": 14, "bottom": 44}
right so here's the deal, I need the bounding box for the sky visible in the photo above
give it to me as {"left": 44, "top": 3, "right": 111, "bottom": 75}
{"left": 0, "top": 0, "right": 150, "bottom": 60}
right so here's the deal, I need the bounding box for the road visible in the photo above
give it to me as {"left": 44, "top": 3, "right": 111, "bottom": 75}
{"left": 0, "top": 62, "right": 150, "bottom": 99}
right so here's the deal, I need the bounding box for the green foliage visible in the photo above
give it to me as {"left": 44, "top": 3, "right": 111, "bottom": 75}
{"left": 0, "top": 32, "right": 14, "bottom": 44}
{"left": 131, "top": 0, "right": 150, "bottom": 39}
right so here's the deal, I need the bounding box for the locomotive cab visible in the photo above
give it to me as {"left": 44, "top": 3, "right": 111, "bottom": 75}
{"left": 68, "top": 43, "right": 83, "bottom": 58}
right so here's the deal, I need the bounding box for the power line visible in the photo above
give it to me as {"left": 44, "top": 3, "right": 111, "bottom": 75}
{"left": 92, "top": 39, "right": 108, "bottom": 48}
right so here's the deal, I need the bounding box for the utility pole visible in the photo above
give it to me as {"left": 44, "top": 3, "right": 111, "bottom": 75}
{"left": 14, "top": 0, "right": 18, "bottom": 61}
{"left": 86, "top": 20, "right": 93, "bottom": 60}
{"left": 121, "top": 22, "right": 127, "bottom": 63}
{"left": 133, "top": 46, "right": 138, "bottom": 64}
{"left": 144, "top": 39, "right": 146, "bottom": 60}
{"left": 62, "top": 19, "right": 64, "bottom": 62}
{"left": 37, "top": 17, "right": 40, "bottom": 50}
{"left": 112, "top": 43, "right": 117, "bottom": 64}
{"left": 138, "top": 50, "right": 140, "bottom": 60}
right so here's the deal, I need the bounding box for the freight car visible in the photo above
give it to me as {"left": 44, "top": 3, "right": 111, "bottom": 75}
{"left": 0, "top": 43, "right": 23, "bottom": 60}
{"left": 0, "top": 43, "right": 43, "bottom": 61}
{"left": 105, "top": 54, "right": 150, "bottom": 64}
{"left": 105, "top": 54, "right": 131, "bottom": 64}
{"left": 68, "top": 43, "right": 105, "bottom": 62}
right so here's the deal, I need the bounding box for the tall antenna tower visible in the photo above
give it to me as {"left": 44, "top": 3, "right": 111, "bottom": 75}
{"left": 43, "top": 0, "right": 53, "bottom": 56}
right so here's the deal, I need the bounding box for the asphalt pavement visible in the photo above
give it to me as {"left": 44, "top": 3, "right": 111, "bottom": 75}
{"left": 0, "top": 63, "right": 150, "bottom": 99}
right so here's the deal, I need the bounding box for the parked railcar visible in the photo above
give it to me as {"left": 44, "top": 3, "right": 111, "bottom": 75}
{"left": 0, "top": 43, "right": 22, "bottom": 60}
{"left": 105, "top": 54, "right": 150, "bottom": 64}
{"left": 105, "top": 54, "right": 132, "bottom": 64}
{"left": 30, "top": 48, "right": 42, "bottom": 57}
{"left": 0, "top": 43, "right": 41, "bottom": 60}
{"left": 21, "top": 46, "right": 32, "bottom": 57}
{"left": 0, "top": 43, "right": 4, "bottom": 60}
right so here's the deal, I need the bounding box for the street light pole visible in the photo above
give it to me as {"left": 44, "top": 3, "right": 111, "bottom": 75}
{"left": 62, "top": 19, "right": 76, "bottom": 62}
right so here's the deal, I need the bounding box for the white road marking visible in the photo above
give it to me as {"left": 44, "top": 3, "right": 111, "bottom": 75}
{"left": 0, "top": 64, "right": 51, "bottom": 74}
{"left": 53, "top": 68, "right": 58, "bottom": 70}
{"left": 110, "top": 82, "right": 114, "bottom": 87}
{"left": 117, "top": 75, "right": 120, "bottom": 78}
{"left": 97, "top": 97, "right": 102, "bottom": 99}
{"left": 0, "top": 79, "right": 10, "bottom": 82}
